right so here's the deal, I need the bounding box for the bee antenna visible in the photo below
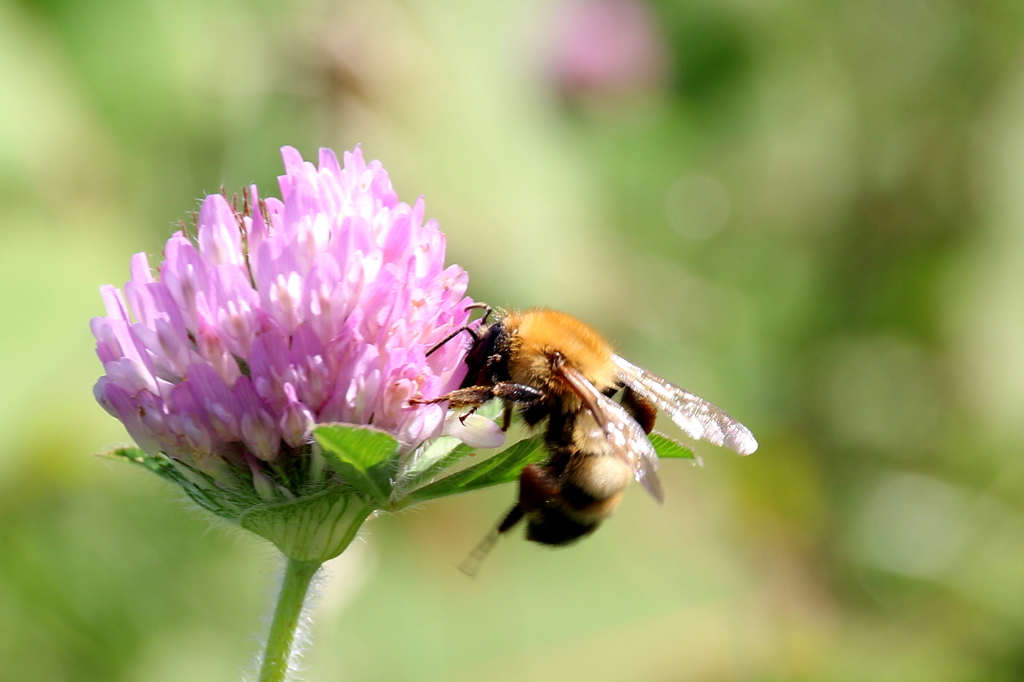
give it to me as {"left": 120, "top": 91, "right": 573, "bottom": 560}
{"left": 426, "top": 326, "right": 479, "bottom": 357}
{"left": 425, "top": 303, "right": 494, "bottom": 358}
{"left": 464, "top": 302, "right": 495, "bottom": 326}
{"left": 457, "top": 528, "right": 501, "bottom": 578}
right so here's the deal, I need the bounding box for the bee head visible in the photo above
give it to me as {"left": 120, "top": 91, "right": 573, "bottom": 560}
{"left": 461, "top": 320, "right": 511, "bottom": 388}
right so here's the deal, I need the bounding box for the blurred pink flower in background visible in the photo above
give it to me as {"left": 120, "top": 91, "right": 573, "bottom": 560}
{"left": 549, "top": 0, "right": 668, "bottom": 99}
{"left": 92, "top": 146, "right": 476, "bottom": 485}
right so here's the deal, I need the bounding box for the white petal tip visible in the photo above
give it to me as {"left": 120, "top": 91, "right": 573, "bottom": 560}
{"left": 442, "top": 413, "right": 506, "bottom": 450}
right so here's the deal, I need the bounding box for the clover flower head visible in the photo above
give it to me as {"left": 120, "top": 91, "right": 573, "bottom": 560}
{"left": 93, "top": 146, "right": 483, "bottom": 506}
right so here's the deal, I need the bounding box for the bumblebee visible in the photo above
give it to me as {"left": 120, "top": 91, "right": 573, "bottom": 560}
{"left": 416, "top": 307, "right": 756, "bottom": 562}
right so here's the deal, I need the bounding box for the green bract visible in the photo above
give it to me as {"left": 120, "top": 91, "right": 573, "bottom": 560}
{"left": 102, "top": 423, "right": 693, "bottom": 562}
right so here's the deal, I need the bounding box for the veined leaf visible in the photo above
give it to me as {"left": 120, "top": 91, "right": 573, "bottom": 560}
{"left": 392, "top": 438, "right": 476, "bottom": 502}
{"left": 649, "top": 432, "right": 695, "bottom": 459}
{"left": 314, "top": 424, "right": 400, "bottom": 504}
{"left": 98, "top": 446, "right": 252, "bottom": 519}
{"left": 314, "top": 424, "right": 399, "bottom": 472}
{"left": 398, "top": 436, "right": 547, "bottom": 508}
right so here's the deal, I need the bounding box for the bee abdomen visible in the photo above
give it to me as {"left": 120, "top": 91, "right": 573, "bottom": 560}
{"left": 564, "top": 452, "right": 632, "bottom": 505}
{"left": 526, "top": 507, "right": 599, "bottom": 546}
{"left": 560, "top": 483, "right": 624, "bottom": 520}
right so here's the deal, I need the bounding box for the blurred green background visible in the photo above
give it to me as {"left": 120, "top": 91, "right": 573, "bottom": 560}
{"left": 4, "top": 0, "right": 1024, "bottom": 679}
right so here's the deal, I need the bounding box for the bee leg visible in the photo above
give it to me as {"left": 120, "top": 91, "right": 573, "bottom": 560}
{"left": 459, "top": 474, "right": 525, "bottom": 577}
{"left": 411, "top": 383, "right": 543, "bottom": 410}
{"left": 489, "top": 382, "right": 544, "bottom": 406}
{"left": 453, "top": 384, "right": 539, "bottom": 423}
{"left": 409, "top": 385, "right": 502, "bottom": 409}
{"left": 458, "top": 527, "right": 502, "bottom": 577}
{"left": 516, "top": 463, "right": 563, "bottom": 512}
{"left": 498, "top": 382, "right": 547, "bottom": 424}
{"left": 489, "top": 464, "right": 562, "bottom": 540}
{"left": 497, "top": 504, "right": 525, "bottom": 533}
{"left": 458, "top": 463, "right": 559, "bottom": 577}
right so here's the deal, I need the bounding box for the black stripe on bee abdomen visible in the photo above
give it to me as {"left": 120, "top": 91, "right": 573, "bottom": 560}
{"left": 559, "top": 477, "right": 603, "bottom": 510}
{"left": 525, "top": 507, "right": 600, "bottom": 546}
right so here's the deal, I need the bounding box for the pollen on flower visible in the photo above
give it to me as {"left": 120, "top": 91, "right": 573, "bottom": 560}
{"left": 93, "top": 145, "right": 479, "bottom": 490}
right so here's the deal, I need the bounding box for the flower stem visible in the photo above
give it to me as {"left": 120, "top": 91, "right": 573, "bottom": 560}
{"left": 258, "top": 557, "right": 321, "bottom": 682}
{"left": 256, "top": 500, "right": 374, "bottom": 682}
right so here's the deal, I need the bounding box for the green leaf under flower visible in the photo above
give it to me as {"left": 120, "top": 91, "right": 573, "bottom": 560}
{"left": 314, "top": 424, "right": 401, "bottom": 505}
{"left": 314, "top": 424, "right": 398, "bottom": 472}
{"left": 649, "top": 432, "right": 696, "bottom": 459}
{"left": 98, "top": 445, "right": 255, "bottom": 519}
{"left": 392, "top": 437, "right": 475, "bottom": 501}
{"left": 397, "top": 435, "right": 547, "bottom": 508}
{"left": 100, "top": 423, "right": 695, "bottom": 565}
{"left": 99, "top": 445, "right": 173, "bottom": 475}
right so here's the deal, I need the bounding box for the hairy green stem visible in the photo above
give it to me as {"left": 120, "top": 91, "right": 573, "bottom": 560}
{"left": 258, "top": 557, "right": 321, "bottom": 682}
{"left": 257, "top": 502, "right": 372, "bottom": 682}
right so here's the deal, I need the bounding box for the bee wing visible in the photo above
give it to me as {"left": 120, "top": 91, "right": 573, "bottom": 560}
{"left": 558, "top": 364, "right": 664, "bottom": 503}
{"left": 613, "top": 355, "right": 758, "bottom": 455}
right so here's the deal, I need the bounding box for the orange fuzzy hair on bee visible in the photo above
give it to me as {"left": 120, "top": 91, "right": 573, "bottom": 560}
{"left": 502, "top": 309, "right": 619, "bottom": 397}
